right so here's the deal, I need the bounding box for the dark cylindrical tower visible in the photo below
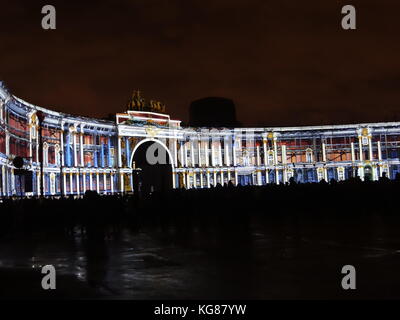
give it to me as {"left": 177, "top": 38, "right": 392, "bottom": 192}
{"left": 189, "top": 97, "right": 239, "bottom": 128}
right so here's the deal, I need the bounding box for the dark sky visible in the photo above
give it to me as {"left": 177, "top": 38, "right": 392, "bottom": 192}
{"left": 1, "top": 0, "right": 400, "bottom": 126}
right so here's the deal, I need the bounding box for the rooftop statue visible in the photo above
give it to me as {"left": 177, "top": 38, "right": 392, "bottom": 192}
{"left": 127, "top": 90, "right": 166, "bottom": 114}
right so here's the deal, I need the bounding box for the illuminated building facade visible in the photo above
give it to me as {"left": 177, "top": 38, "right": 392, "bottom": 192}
{"left": 1, "top": 80, "right": 399, "bottom": 196}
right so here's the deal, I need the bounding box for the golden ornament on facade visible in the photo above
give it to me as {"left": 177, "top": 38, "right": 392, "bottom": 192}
{"left": 145, "top": 127, "right": 159, "bottom": 137}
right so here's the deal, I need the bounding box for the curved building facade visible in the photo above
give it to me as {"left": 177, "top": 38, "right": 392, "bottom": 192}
{"left": 1, "top": 80, "right": 400, "bottom": 197}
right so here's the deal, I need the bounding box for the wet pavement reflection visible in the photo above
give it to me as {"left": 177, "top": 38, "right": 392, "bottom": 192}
{"left": 1, "top": 216, "right": 400, "bottom": 299}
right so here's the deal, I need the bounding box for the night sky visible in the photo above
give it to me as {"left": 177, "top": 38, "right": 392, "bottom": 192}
{"left": 1, "top": 0, "right": 400, "bottom": 126}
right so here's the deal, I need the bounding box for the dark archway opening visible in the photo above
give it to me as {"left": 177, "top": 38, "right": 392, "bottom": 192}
{"left": 364, "top": 165, "right": 373, "bottom": 181}
{"left": 131, "top": 141, "right": 173, "bottom": 195}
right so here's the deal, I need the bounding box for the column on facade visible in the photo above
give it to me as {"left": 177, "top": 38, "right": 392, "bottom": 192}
{"left": 186, "top": 171, "right": 191, "bottom": 189}
{"left": 62, "top": 172, "right": 67, "bottom": 196}
{"left": 273, "top": 138, "right": 279, "bottom": 184}
{"left": 11, "top": 168, "right": 15, "bottom": 196}
{"left": 322, "top": 143, "right": 327, "bottom": 162}
{"left": 197, "top": 139, "right": 202, "bottom": 167}
{"left": 200, "top": 171, "right": 204, "bottom": 188}
{"left": 190, "top": 139, "right": 195, "bottom": 167}
{"left": 172, "top": 170, "right": 176, "bottom": 189}
{"left": 110, "top": 172, "right": 114, "bottom": 193}
{"left": 206, "top": 171, "right": 210, "bottom": 188}
{"left": 218, "top": 139, "right": 223, "bottom": 166}
{"left": 256, "top": 146, "right": 262, "bottom": 185}
{"left": 119, "top": 172, "right": 124, "bottom": 193}
{"left": 29, "top": 124, "right": 33, "bottom": 160}
{"left": 173, "top": 139, "right": 178, "bottom": 167}
{"left": 183, "top": 142, "right": 188, "bottom": 167}
{"left": 282, "top": 144, "right": 287, "bottom": 183}
{"left": 377, "top": 141, "right": 382, "bottom": 161}
{"left": 125, "top": 137, "right": 130, "bottom": 168}
{"left": 82, "top": 172, "right": 86, "bottom": 193}
{"left": 107, "top": 136, "right": 112, "bottom": 167}
{"left": 103, "top": 173, "right": 107, "bottom": 194}
{"left": 358, "top": 136, "right": 363, "bottom": 161}
{"left": 73, "top": 130, "right": 77, "bottom": 167}
{"left": 213, "top": 170, "right": 217, "bottom": 186}
{"left": 69, "top": 173, "right": 73, "bottom": 195}
{"left": 96, "top": 172, "right": 100, "bottom": 193}
{"left": 117, "top": 136, "right": 122, "bottom": 167}
{"left": 4, "top": 131, "right": 9, "bottom": 158}
{"left": 1, "top": 166, "right": 5, "bottom": 196}
{"left": 211, "top": 140, "right": 215, "bottom": 166}
{"left": 233, "top": 136, "right": 238, "bottom": 166}
{"left": 60, "top": 122, "right": 65, "bottom": 167}
{"left": 34, "top": 130, "right": 39, "bottom": 165}
{"left": 180, "top": 141, "right": 185, "bottom": 167}
{"left": 89, "top": 172, "right": 93, "bottom": 190}
{"left": 80, "top": 127, "right": 84, "bottom": 166}
{"left": 76, "top": 172, "right": 80, "bottom": 195}
{"left": 224, "top": 136, "right": 230, "bottom": 167}
{"left": 256, "top": 145, "right": 261, "bottom": 166}
{"left": 351, "top": 142, "right": 355, "bottom": 162}
{"left": 368, "top": 136, "right": 373, "bottom": 161}
{"left": 205, "top": 139, "right": 209, "bottom": 167}
{"left": 234, "top": 170, "right": 238, "bottom": 186}
{"left": 377, "top": 141, "right": 383, "bottom": 177}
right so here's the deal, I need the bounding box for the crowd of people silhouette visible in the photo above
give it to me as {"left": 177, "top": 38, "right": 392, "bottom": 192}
{"left": 0, "top": 174, "right": 398, "bottom": 239}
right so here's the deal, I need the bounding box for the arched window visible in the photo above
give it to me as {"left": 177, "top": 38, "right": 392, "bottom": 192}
{"left": 306, "top": 148, "right": 313, "bottom": 163}
{"left": 30, "top": 125, "right": 37, "bottom": 139}
{"left": 317, "top": 167, "right": 324, "bottom": 181}
{"left": 337, "top": 167, "right": 345, "bottom": 181}
{"left": 55, "top": 144, "right": 60, "bottom": 166}
{"left": 43, "top": 142, "right": 49, "bottom": 166}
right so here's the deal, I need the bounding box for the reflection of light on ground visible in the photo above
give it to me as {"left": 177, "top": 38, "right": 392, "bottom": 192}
{"left": 1, "top": 221, "right": 400, "bottom": 299}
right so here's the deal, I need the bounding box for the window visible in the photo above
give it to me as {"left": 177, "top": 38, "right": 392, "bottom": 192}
{"left": 30, "top": 126, "right": 37, "bottom": 139}
{"left": 55, "top": 145, "right": 60, "bottom": 166}
{"left": 267, "top": 151, "right": 274, "bottom": 165}
{"left": 242, "top": 149, "right": 250, "bottom": 166}
{"left": 50, "top": 173, "right": 56, "bottom": 195}
{"left": 306, "top": 148, "right": 313, "bottom": 163}
{"left": 317, "top": 168, "right": 324, "bottom": 181}
{"left": 43, "top": 143, "right": 49, "bottom": 166}
{"left": 362, "top": 136, "right": 369, "bottom": 145}
{"left": 337, "top": 167, "right": 345, "bottom": 181}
